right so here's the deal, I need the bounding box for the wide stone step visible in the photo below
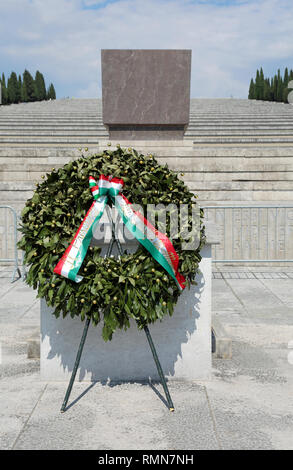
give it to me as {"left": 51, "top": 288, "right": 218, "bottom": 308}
{"left": 2, "top": 170, "right": 293, "bottom": 183}
{"left": 159, "top": 158, "right": 293, "bottom": 172}
{"left": 189, "top": 112, "right": 293, "bottom": 116}
{"left": 0, "top": 122, "right": 103, "bottom": 127}
{"left": 193, "top": 190, "right": 293, "bottom": 202}
{"left": 0, "top": 130, "right": 107, "bottom": 136}
{"left": 0, "top": 136, "right": 106, "bottom": 144}
{"left": 4, "top": 124, "right": 293, "bottom": 132}
{"left": 2, "top": 167, "right": 293, "bottom": 183}
{"left": 1, "top": 186, "right": 291, "bottom": 204}
{"left": 2, "top": 160, "right": 293, "bottom": 176}
{"left": 186, "top": 130, "right": 293, "bottom": 136}
{"left": 0, "top": 117, "right": 103, "bottom": 121}
{"left": 189, "top": 113, "right": 293, "bottom": 118}
{"left": 0, "top": 127, "right": 105, "bottom": 133}
{"left": 179, "top": 171, "right": 293, "bottom": 182}
{"left": 0, "top": 106, "right": 102, "bottom": 117}
{"left": 189, "top": 115, "right": 293, "bottom": 119}
{"left": 0, "top": 156, "right": 293, "bottom": 174}
{"left": 1, "top": 144, "right": 293, "bottom": 158}
{"left": 0, "top": 117, "right": 102, "bottom": 122}
{"left": 186, "top": 136, "right": 293, "bottom": 144}
{"left": 1, "top": 157, "right": 293, "bottom": 175}
{"left": 1, "top": 177, "right": 292, "bottom": 191}
{"left": 185, "top": 180, "right": 293, "bottom": 191}
{"left": 187, "top": 124, "right": 293, "bottom": 129}
{"left": 1, "top": 172, "right": 293, "bottom": 191}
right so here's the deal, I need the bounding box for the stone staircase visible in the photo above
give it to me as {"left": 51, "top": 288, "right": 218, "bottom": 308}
{"left": 1, "top": 97, "right": 293, "bottom": 147}
{"left": 187, "top": 98, "right": 293, "bottom": 145}
{"left": 0, "top": 98, "right": 293, "bottom": 208}
{"left": 0, "top": 99, "right": 108, "bottom": 146}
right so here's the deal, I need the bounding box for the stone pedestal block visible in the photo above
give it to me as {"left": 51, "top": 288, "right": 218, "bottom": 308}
{"left": 101, "top": 49, "right": 191, "bottom": 140}
{"left": 40, "top": 244, "right": 212, "bottom": 382}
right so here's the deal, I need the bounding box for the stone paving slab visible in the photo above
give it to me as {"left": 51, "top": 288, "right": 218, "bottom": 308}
{"left": 11, "top": 381, "right": 219, "bottom": 451}
{"left": 0, "top": 267, "right": 293, "bottom": 450}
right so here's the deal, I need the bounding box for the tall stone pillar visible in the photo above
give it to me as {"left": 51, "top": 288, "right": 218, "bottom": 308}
{"left": 101, "top": 49, "right": 191, "bottom": 140}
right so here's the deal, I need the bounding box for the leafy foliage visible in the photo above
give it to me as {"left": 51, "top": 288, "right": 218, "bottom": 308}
{"left": 35, "top": 71, "right": 47, "bottom": 101}
{"left": 46, "top": 83, "right": 56, "bottom": 100}
{"left": 248, "top": 67, "right": 293, "bottom": 103}
{"left": 18, "top": 146, "right": 205, "bottom": 341}
{"left": 0, "top": 69, "right": 56, "bottom": 105}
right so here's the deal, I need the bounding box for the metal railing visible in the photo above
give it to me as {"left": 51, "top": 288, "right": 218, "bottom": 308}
{"left": 201, "top": 205, "right": 293, "bottom": 263}
{"left": 1, "top": 204, "right": 292, "bottom": 279}
{"left": 0, "top": 205, "right": 21, "bottom": 281}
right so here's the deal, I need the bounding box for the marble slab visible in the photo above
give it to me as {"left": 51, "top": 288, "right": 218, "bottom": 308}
{"left": 101, "top": 49, "right": 191, "bottom": 139}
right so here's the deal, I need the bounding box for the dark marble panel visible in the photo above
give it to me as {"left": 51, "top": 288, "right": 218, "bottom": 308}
{"left": 101, "top": 49, "right": 191, "bottom": 128}
{"left": 108, "top": 124, "right": 186, "bottom": 140}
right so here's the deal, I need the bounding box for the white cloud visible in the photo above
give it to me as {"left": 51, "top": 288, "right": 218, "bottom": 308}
{"left": 82, "top": 0, "right": 107, "bottom": 5}
{"left": 0, "top": 0, "right": 293, "bottom": 98}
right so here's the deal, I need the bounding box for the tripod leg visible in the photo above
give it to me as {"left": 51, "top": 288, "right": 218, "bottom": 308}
{"left": 60, "top": 317, "right": 91, "bottom": 413}
{"left": 106, "top": 211, "right": 174, "bottom": 410}
{"left": 144, "top": 325, "right": 174, "bottom": 412}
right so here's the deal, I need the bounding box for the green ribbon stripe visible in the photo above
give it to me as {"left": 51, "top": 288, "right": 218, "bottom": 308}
{"left": 114, "top": 198, "right": 179, "bottom": 288}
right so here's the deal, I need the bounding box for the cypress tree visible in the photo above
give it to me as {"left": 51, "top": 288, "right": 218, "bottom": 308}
{"left": 282, "top": 68, "right": 288, "bottom": 103}
{"left": 277, "top": 79, "right": 282, "bottom": 102}
{"left": 6, "top": 78, "right": 10, "bottom": 104}
{"left": 17, "top": 75, "right": 22, "bottom": 102}
{"left": 255, "top": 69, "right": 260, "bottom": 100}
{"left": 248, "top": 78, "right": 255, "bottom": 99}
{"left": 264, "top": 78, "right": 271, "bottom": 101}
{"left": 21, "top": 79, "right": 28, "bottom": 102}
{"left": 1, "top": 70, "right": 55, "bottom": 104}
{"left": 272, "top": 74, "right": 278, "bottom": 101}
{"left": 35, "top": 70, "right": 46, "bottom": 101}
{"left": 248, "top": 67, "right": 293, "bottom": 103}
{"left": 15, "top": 73, "right": 21, "bottom": 103}
{"left": 259, "top": 67, "right": 265, "bottom": 100}
{"left": 7, "top": 72, "right": 19, "bottom": 104}
{"left": 276, "top": 69, "right": 282, "bottom": 102}
{"left": 47, "top": 83, "right": 56, "bottom": 100}
{"left": 23, "top": 69, "right": 37, "bottom": 102}
{"left": 1, "top": 73, "right": 7, "bottom": 105}
{"left": 284, "top": 67, "right": 289, "bottom": 87}
{"left": 267, "top": 78, "right": 272, "bottom": 100}
{"left": 270, "top": 77, "right": 274, "bottom": 101}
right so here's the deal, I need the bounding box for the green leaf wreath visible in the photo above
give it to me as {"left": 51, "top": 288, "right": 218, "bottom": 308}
{"left": 18, "top": 146, "right": 205, "bottom": 341}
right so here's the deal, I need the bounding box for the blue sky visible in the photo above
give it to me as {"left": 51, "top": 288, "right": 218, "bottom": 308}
{"left": 0, "top": 0, "right": 292, "bottom": 99}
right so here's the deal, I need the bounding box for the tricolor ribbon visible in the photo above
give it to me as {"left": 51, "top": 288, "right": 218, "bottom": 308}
{"left": 54, "top": 175, "right": 186, "bottom": 290}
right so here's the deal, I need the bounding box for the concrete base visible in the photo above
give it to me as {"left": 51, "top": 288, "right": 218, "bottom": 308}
{"left": 40, "top": 244, "right": 212, "bottom": 382}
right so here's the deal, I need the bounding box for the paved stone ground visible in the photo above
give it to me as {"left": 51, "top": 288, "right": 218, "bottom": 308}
{"left": 1, "top": 265, "right": 293, "bottom": 450}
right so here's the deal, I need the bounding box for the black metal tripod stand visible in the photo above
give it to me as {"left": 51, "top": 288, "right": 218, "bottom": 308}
{"left": 60, "top": 208, "right": 174, "bottom": 413}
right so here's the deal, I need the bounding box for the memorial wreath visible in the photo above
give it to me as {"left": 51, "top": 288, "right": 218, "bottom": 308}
{"left": 18, "top": 146, "right": 205, "bottom": 341}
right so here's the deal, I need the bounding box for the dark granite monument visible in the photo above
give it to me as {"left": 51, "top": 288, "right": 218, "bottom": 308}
{"left": 101, "top": 49, "right": 191, "bottom": 140}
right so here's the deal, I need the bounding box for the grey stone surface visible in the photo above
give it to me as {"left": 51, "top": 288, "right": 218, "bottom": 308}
{"left": 107, "top": 125, "right": 187, "bottom": 140}
{"left": 41, "top": 245, "right": 212, "bottom": 382}
{"left": 1, "top": 266, "right": 293, "bottom": 449}
{"left": 1, "top": 98, "right": 293, "bottom": 264}
{"left": 1, "top": 98, "right": 293, "bottom": 203}
{"left": 101, "top": 49, "right": 191, "bottom": 140}
{"left": 203, "top": 205, "right": 293, "bottom": 263}
{"left": 212, "top": 316, "right": 232, "bottom": 359}
{"left": 27, "top": 338, "right": 40, "bottom": 359}
{"left": 1, "top": 97, "right": 293, "bottom": 145}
